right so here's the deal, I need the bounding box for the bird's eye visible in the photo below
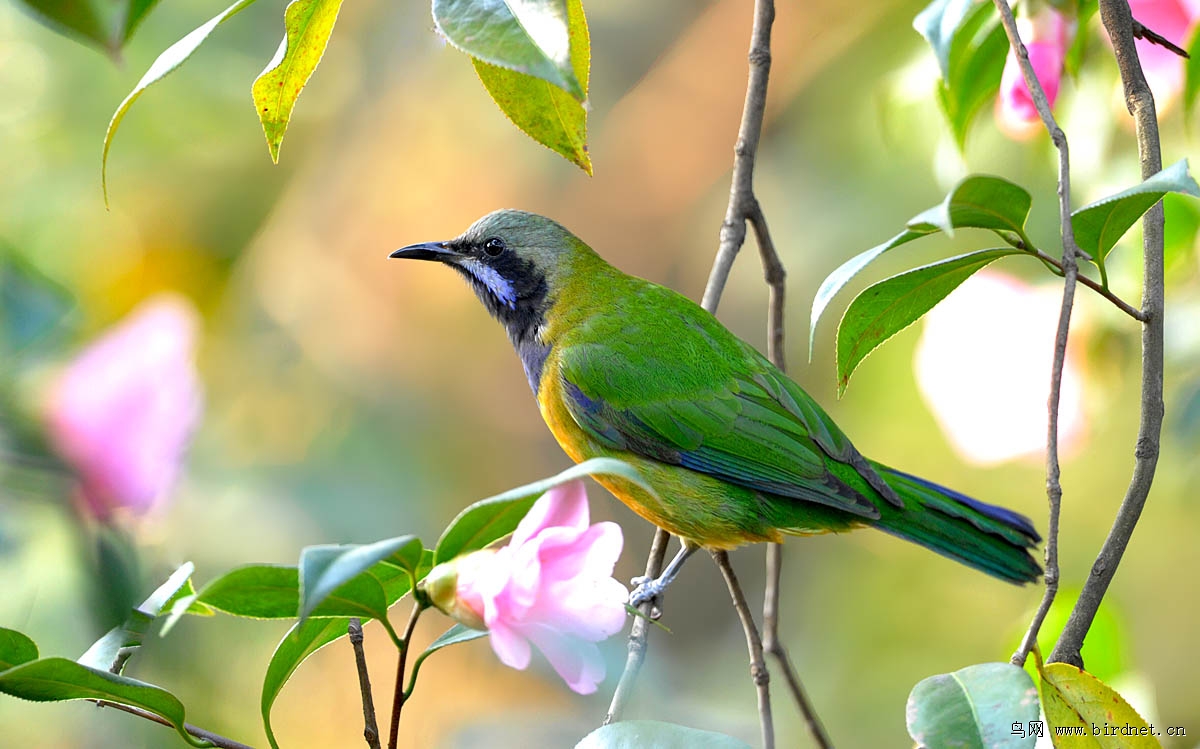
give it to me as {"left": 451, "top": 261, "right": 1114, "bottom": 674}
{"left": 483, "top": 237, "right": 507, "bottom": 257}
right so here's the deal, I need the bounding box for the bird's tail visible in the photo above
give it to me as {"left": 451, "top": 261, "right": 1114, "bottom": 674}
{"left": 869, "top": 463, "right": 1042, "bottom": 584}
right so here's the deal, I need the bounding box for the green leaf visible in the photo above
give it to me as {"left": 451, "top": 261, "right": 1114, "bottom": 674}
{"left": 1071, "top": 159, "right": 1200, "bottom": 279}
{"left": 251, "top": 0, "right": 344, "bottom": 163}
{"left": 836, "top": 249, "right": 1018, "bottom": 396}
{"left": 472, "top": 0, "right": 590, "bottom": 173}
{"left": 261, "top": 617, "right": 350, "bottom": 749}
{"left": 405, "top": 623, "right": 487, "bottom": 698}
{"left": 184, "top": 565, "right": 302, "bottom": 620}
{"left": 16, "top": 0, "right": 161, "bottom": 52}
{"left": 908, "top": 174, "right": 1033, "bottom": 237}
{"left": 79, "top": 562, "right": 197, "bottom": 673}
{"left": 1185, "top": 24, "right": 1200, "bottom": 126}
{"left": 1039, "top": 662, "right": 1160, "bottom": 748}
{"left": 77, "top": 610, "right": 153, "bottom": 673}
{"left": 298, "top": 536, "right": 420, "bottom": 621}
{"left": 375, "top": 552, "right": 431, "bottom": 605}
{"left": 121, "top": 0, "right": 163, "bottom": 45}
{"left": 810, "top": 229, "right": 933, "bottom": 361}
{"left": 0, "top": 658, "right": 205, "bottom": 747}
{"left": 435, "top": 457, "right": 651, "bottom": 564}
{"left": 433, "top": 0, "right": 583, "bottom": 99}
{"left": 575, "top": 720, "right": 752, "bottom": 749}
{"left": 16, "top": 0, "right": 114, "bottom": 54}
{"left": 376, "top": 537, "right": 428, "bottom": 583}
{"left": 102, "top": 0, "right": 261, "bottom": 206}
{"left": 0, "top": 629, "right": 39, "bottom": 671}
{"left": 810, "top": 174, "right": 1031, "bottom": 361}
{"left": 906, "top": 662, "right": 1039, "bottom": 749}
{"left": 933, "top": 0, "right": 1007, "bottom": 148}
{"left": 913, "top": 0, "right": 979, "bottom": 78}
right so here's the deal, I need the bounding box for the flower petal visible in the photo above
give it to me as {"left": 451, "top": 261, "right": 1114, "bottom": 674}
{"left": 537, "top": 521, "right": 623, "bottom": 584}
{"left": 487, "top": 621, "right": 532, "bottom": 670}
{"left": 510, "top": 479, "right": 589, "bottom": 548}
{"left": 524, "top": 623, "right": 607, "bottom": 695}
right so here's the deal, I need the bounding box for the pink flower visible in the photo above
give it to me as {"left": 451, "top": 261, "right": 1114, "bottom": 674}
{"left": 423, "top": 480, "right": 627, "bottom": 694}
{"left": 45, "top": 295, "right": 203, "bottom": 520}
{"left": 997, "top": 7, "right": 1072, "bottom": 132}
{"left": 1123, "top": 0, "right": 1200, "bottom": 104}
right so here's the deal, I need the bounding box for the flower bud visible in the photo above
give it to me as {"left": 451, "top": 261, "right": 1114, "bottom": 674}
{"left": 419, "top": 550, "right": 493, "bottom": 631}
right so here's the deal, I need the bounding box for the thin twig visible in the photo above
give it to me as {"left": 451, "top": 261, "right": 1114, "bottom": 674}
{"left": 1032, "top": 250, "right": 1147, "bottom": 321}
{"left": 712, "top": 551, "right": 772, "bottom": 749}
{"left": 349, "top": 618, "right": 382, "bottom": 749}
{"left": 751, "top": 200, "right": 832, "bottom": 748}
{"left": 1132, "top": 19, "right": 1190, "bottom": 59}
{"left": 762, "top": 544, "right": 832, "bottom": 749}
{"left": 992, "top": 0, "right": 1077, "bottom": 669}
{"left": 1049, "top": 0, "right": 1165, "bottom": 668}
{"left": 700, "top": 0, "right": 775, "bottom": 313}
{"left": 92, "top": 700, "right": 255, "bottom": 749}
{"left": 387, "top": 603, "right": 425, "bottom": 749}
{"left": 704, "top": 0, "right": 832, "bottom": 744}
{"left": 605, "top": 528, "right": 669, "bottom": 724}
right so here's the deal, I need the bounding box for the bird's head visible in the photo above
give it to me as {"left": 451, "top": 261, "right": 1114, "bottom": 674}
{"left": 390, "top": 209, "right": 586, "bottom": 342}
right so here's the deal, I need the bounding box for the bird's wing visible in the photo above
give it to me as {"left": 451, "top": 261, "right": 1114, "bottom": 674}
{"left": 558, "top": 334, "right": 882, "bottom": 519}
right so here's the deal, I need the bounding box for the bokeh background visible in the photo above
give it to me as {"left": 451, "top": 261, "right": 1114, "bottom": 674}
{"left": 2, "top": 0, "right": 1198, "bottom": 746}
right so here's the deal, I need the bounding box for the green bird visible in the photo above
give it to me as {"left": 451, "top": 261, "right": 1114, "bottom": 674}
{"left": 391, "top": 210, "right": 1041, "bottom": 604}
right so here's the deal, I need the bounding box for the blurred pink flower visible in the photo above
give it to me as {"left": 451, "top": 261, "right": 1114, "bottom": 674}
{"left": 45, "top": 295, "right": 203, "bottom": 520}
{"left": 424, "top": 480, "right": 627, "bottom": 694}
{"left": 913, "top": 271, "right": 1087, "bottom": 466}
{"left": 997, "top": 7, "right": 1072, "bottom": 134}
{"left": 1123, "top": 0, "right": 1200, "bottom": 104}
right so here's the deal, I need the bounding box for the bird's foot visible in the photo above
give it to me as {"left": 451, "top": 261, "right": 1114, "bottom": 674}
{"left": 628, "top": 576, "right": 667, "bottom": 618}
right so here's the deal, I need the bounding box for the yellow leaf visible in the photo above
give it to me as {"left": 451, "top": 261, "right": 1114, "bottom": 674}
{"left": 251, "top": 0, "right": 344, "bottom": 163}
{"left": 1039, "top": 662, "right": 1162, "bottom": 749}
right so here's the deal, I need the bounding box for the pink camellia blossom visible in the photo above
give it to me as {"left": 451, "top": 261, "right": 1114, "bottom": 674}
{"left": 1123, "top": 0, "right": 1200, "bottom": 104}
{"left": 45, "top": 295, "right": 203, "bottom": 520}
{"left": 423, "top": 480, "right": 627, "bottom": 694}
{"left": 997, "top": 7, "right": 1072, "bottom": 134}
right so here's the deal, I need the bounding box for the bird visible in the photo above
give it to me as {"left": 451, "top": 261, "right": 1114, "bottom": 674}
{"left": 390, "top": 209, "right": 1041, "bottom": 605}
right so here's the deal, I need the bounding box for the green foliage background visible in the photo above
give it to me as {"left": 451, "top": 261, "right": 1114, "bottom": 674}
{"left": 1, "top": 0, "right": 1198, "bottom": 746}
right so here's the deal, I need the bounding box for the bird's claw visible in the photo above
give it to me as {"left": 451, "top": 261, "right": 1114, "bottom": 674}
{"left": 628, "top": 577, "right": 667, "bottom": 616}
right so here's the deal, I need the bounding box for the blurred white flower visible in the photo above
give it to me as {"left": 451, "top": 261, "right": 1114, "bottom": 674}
{"left": 913, "top": 271, "right": 1086, "bottom": 465}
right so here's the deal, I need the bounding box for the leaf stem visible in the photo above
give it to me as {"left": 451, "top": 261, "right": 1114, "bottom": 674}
{"left": 386, "top": 602, "right": 425, "bottom": 749}
{"left": 1031, "top": 250, "right": 1146, "bottom": 321}
{"left": 91, "top": 700, "right": 254, "bottom": 749}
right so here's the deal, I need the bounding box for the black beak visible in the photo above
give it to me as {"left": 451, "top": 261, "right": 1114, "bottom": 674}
{"left": 388, "top": 241, "right": 457, "bottom": 261}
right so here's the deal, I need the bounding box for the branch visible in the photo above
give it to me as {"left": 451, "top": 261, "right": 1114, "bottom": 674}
{"left": 700, "top": 0, "right": 775, "bottom": 313}
{"left": 712, "top": 551, "right": 773, "bottom": 749}
{"left": 751, "top": 203, "right": 833, "bottom": 749}
{"left": 992, "top": 0, "right": 1078, "bottom": 669}
{"left": 92, "top": 700, "right": 255, "bottom": 749}
{"left": 604, "top": 527, "right": 669, "bottom": 724}
{"left": 1131, "top": 18, "right": 1190, "bottom": 59}
{"left": 1031, "top": 250, "right": 1146, "bottom": 321}
{"left": 349, "top": 618, "right": 382, "bottom": 749}
{"left": 1049, "top": 0, "right": 1165, "bottom": 668}
{"left": 387, "top": 603, "right": 425, "bottom": 749}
